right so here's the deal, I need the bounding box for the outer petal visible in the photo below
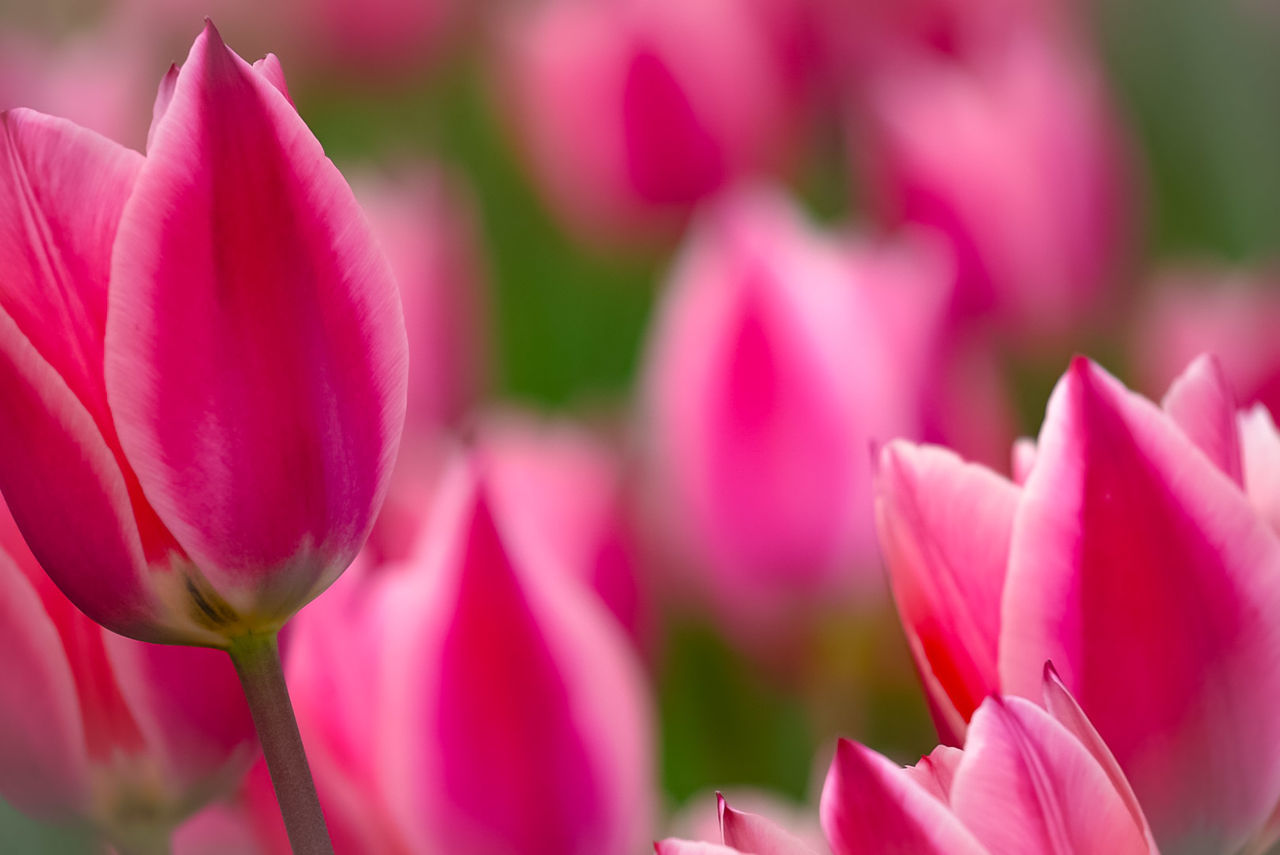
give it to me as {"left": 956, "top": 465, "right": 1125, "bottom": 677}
{"left": 1160, "top": 353, "right": 1243, "bottom": 485}
{"left": 949, "top": 696, "right": 1151, "bottom": 855}
{"left": 1000, "top": 357, "right": 1280, "bottom": 853}
{"left": 719, "top": 794, "right": 819, "bottom": 855}
{"left": 0, "top": 109, "right": 199, "bottom": 640}
{"left": 106, "top": 23, "right": 408, "bottom": 621}
{"left": 820, "top": 738, "right": 987, "bottom": 855}
{"left": 0, "top": 547, "right": 89, "bottom": 819}
{"left": 874, "top": 441, "right": 1019, "bottom": 731}
{"left": 381, "top": 464, "right": 653, "bottom": 855}
{"left": 1239, "top": 404, "right": 1280, "bottom": 535}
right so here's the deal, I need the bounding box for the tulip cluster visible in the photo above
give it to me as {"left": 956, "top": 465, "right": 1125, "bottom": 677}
{"left": 1, "top": 1, "right": 1279, "bottom": 854}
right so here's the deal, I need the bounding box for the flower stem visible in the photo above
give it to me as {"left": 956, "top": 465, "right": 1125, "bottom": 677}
{"left": 227, "top": 632, "right": 334, "bottom": 855}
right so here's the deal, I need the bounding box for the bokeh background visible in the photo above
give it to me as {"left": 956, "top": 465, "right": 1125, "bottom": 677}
{"left": 2, "top": 0, "right": 1279, "bottom": 849}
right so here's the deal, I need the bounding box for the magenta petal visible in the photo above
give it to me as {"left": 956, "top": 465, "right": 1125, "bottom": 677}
{"left": 0, "top": 547, "right": 89, "bottom": 819}
{"left": 718, "top": 794, "right": 818, "bottom": 855}
{"left": 251, "top": 54, "right": 294, "bottom": 106}
{"left": 1160, "top": 353, "right": 1243, "bottom": 485}
{"left": 1000, "top": 357, "right": 1280, "bottom": 853}
{"left": 949, "top": 696, "right": 1151, "bottom": 855}
{"left": 875, "top": 441, "right": 1019, "bottom": 729}
{"left": 381, "top": 467, "right": 652, "bottom": 855}
{"left": 146, "top": 64, "right": 180, "bottom": 153}
{"left": 106, "top": 23, "right": 408, "bottom": 616}
{"left": 821, "top": 738, "right": 987, "bottom": 855}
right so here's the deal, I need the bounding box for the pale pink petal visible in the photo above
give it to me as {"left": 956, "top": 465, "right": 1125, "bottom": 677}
{"left": 949, "top": 696, "right": 1150, "bottom": 854}
{"left": 821, "top": 738, "right": 987, "bottom": 855}
{"left": 1239, "top": 403, "right": 1280, "bottom": 535}
{"left": 1000, "top": 357, "right": 1280, "bottom": 853}
{"left": 903, "top": 745, "right": 964, "bottom": 802}
{"left": 874, "top": 441, "right": 1019, "bottom": 729}
{"left": 106, "top": 23, "right": 408, "bottom": 617}
{"left": 719, "top": 794, "right": 819, "bottom": 854}
{"left": 1160, "top": 353, "right": 1243, "bottom": 484}
{"left": 0, "top": 547, "right": 89, "bottom": 819}
{"left": 1040, "top": 663, "right": 1156, "bottom": 850}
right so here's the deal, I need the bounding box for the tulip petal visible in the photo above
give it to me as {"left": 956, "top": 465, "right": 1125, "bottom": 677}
{"left": 1000, "top": 357, "right": 1280, "bottom": 853}
{"left": 1160, "top": 353, "right": 1243, "bottom": 485}
{"left": 821, "top": 738, "right": 987, "bottom": 855}
{"left": 875, "top": 441, "right": 1019, "bottom": 731}
{"left": 0, "top": 547, "right": 89, "bottom": 818}
{"left": 383, "top": 468, "right": 652, "bottom": 855}
{"left": 903, "top": 745, "right": 964, "bottom": 802}
{"left": 1040, "top": 663, "right": 1156, "bottom": 849}
{"left": 656, "top": 842, "right": 741, "bottom": 855}
{"left": 719, "top": 794, "right": 819, "bottom": 855}
{"left": 106, "top": 23, "right": 408, "bottom": 617}
{"left": 1239, "top": 404, "right": 1280, "bottom": 535}
{"left": 949, "top": 696, "right": 1150, "bottom": 855}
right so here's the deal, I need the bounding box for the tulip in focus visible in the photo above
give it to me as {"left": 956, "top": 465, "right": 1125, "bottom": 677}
{"left": 855, "top": 28, "right": 1129, "bottom": 337}
{"left": 0, "top": 22, "right": 406, "bottom": 647}
{"left": 281, "top": 456, "right": 655, "bottom": 854}
{"left": 876, "top": 354, "right": 1280, "bottom": 854}
{"left": 0, "top": 502, "right": 256, "bottom": 852}
{"left": 500, "top": 0, "right": 795, "bottom": 243}
{"left": 641, "top": 186, "right": 947, "bottom": 622}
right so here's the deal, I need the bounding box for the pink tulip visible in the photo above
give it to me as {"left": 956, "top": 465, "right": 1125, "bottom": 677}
{"left": 0, "top": 501, "right": 255, "bottom": 849}
{"left": 854, "top": 28, "right": 1129, "bottom": 337}
{"left": 0, "top": 22, "right": 407, "bottom": 646}
{"left": 352, "top": 167, "right": 486, "bottom": 433}
{"left": 499, "top": 0, "right": 796, "bottom": 243}
{"left": 1133, "top": 267, "right": 1280, "bottom": 418}
{"left": 821, "top": 668, "right": 1156, "bottom": 854}
{"left": 641, "top": 186, "right": 947, "bottom": 621}
{"left": 876, "top": 354, "right": 1280, "bottom": 853}
{"left": 281, "top": 455, "right": 655, "bottom": 854}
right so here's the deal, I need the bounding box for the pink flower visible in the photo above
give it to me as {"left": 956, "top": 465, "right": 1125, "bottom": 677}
{"left": 0, "top": 22, "right": 407, "bottom": 646}
{"left": 640, "top": 186, "right": 947, "bottom": 621}
{"left": 1133, "top": 266, "right": 1280, "bottom": 418}
{"left": 821, "top": 668, "right": 1156, "bottom": 854}
{"left": 498, "top": 0, "right": 795, "bottom": 243}
{"left": 657, "top": 793, "right": 823, "bottom": 855}
{"left": 854, "top": 28, "right": 1130, "bottom": 338}
{"left": 280, "top": 455, "right": 655, "bottom": 854}
{"left": 0, "top": 500, "right": 255, "bottom": 848}
{"left": 352, "top": 167, "right": 487, "bottom": 433}
{"left": 875, "top": 354, "right": 1280, "bottom": 853}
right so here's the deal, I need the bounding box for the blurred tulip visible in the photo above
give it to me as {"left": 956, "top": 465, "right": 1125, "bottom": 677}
{"left": 876, "top": 354, "right": 1280, "bottom": 853}
{"left": 854, "top": 28, "right": 1130, "bottom": 338}
{"left": 353, "top": 167, "right": 487, "bottom": 433}
{"left": 499, "top": 0, "right": 796, "bottom": 243}
{"left": 641, "top": 186, "right": 947, "bottom": 622}
{"left": 0, "top": 502, "right": 255, "bottom": 850}
{"left": 477, "top": 413, "right": 649, "bottom": 646}
{"left": 280, "top": 456, "right": 655, "bottom": 854}
{"left": 0, "top": 22, "right": 407, "bottom": 646}
{"left": 821, "top": 668, "right": 1155, "bottom": 854}
{"left": 1133, "top": 266, "right": 1280, "bottom": 417}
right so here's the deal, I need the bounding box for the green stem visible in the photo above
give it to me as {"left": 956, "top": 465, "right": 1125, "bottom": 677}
{"left": 227, "top": 632, "right": 334, "bottom": 855}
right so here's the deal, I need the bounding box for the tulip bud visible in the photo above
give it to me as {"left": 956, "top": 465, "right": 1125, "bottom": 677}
{"left": 641, "top": 186, "right": 946, "bottom": 622}
{"left": 499, "top": 0, "right": 794, "bottom": 243}
{"left": 854, "top": 29, "right": 1129, "bottom": 338}
{"left": 0, "top": 22, "right": 407, "bottom": 646}
{"left": 282, "top": 457, "right": 655, "bottom": 854}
